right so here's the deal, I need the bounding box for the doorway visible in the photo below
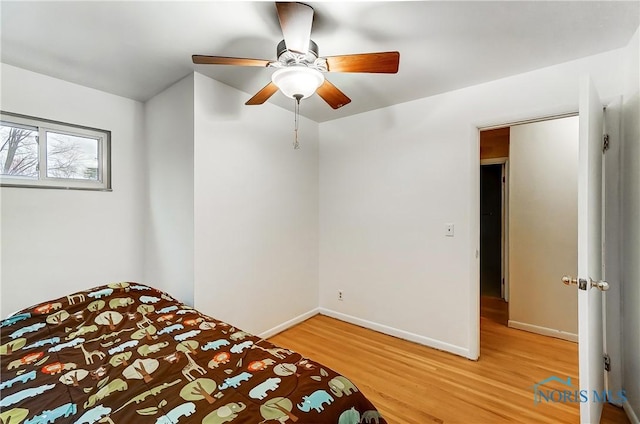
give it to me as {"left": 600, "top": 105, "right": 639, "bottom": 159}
{"left": 479, "top": 117, "right": 580, "bottom": 340}
{"left": 479, "top": 128, "right": 510, "bottom": 326}
{"left": 473, "top": 104, "right": 625, "bottom": 423}
{"left": 480, "top": 163, "right": 503, "bottom": 299}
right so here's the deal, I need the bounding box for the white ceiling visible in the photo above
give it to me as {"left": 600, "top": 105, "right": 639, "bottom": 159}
{"left": 1, "top": 1, "right": 638, "bottom": 122}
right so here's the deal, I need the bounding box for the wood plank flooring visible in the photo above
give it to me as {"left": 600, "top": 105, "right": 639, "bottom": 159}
{"left": 269, "top": 298, "right": 628, "bottom": 424}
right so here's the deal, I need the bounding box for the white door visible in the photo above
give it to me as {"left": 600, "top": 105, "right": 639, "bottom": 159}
{"left": 576, "top": 75, "right": 606, "bottom": 424}
{"left": 602, "top": 97, "right": 623, "bottom": 404}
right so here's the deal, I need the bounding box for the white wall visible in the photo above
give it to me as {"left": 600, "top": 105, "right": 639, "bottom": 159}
{"left": 319, "top": 48, "right": 625, "bottom": 358}
{"left": 621, "top": 27, "right": 640, "bottom": 422}
{"left": 0, "top": 64, "right": 146, "bottom": 317}
{"left": 193, "top": 72, "right": 319, "bottom": 336}
{"left": 144, "top": 74, "right": 194, "bottom": 304}
{"left": 508, "top": 117, "right": 579, "bottom": 339}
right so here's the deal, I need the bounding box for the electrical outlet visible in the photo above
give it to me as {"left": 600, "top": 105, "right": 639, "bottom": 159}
{"left": 338, "top": 290, "right": 343, "bottom": 301}
{"left": 445, "top": 223, "right": 455, "bottom": 237}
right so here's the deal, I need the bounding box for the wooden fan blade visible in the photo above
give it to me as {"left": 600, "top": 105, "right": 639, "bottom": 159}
{"left": 276, "top": 2, "right": 314, "bottom": 54}
{"left": 245, "top": 82, "right": 279, "bottom": 105}
{"left": 316, "top": 79, "right": 351, "bottom": 109}
{"left": 326, "top": 51, "right": 400, "bottom": 73}
{"left": 192, "top": 55, "right": 271, "bottom": 67}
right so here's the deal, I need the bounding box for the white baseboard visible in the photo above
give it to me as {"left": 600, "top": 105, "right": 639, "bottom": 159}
{"left": 319, "top": 307, "right": 472, "bottom": 359}
{"left": 258, "top": 308, "right": 320, "bottom": 339}
{"left": 624, "top": 399, "right": 640, "bottom": 424}
{"left": 508, "top": 320, "right": 578, "bottom": 342}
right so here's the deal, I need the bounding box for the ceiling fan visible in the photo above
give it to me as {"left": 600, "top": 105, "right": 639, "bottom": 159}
{"left": 192, "top": 2, "right": 400, "bottom": 110}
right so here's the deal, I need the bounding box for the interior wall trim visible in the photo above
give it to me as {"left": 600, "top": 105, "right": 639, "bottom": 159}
{"left": 623, "top": 399, "right": 640, "bottom": 424}
{"left": 480, "top": 157, "right": 508, "bottom": 165}
{"left": 478, "top": 111, "right": 579, "bottom": 131}
{"left": 319, "top": 307, "right": 472, "bottom": 359}
{"left": 259, "top": 307, "right": 320, "bottom": 339}
{"left": 507, "top": 320, "right": 578, "bottom": 342}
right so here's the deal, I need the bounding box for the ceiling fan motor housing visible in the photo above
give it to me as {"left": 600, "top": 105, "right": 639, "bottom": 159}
{"left": 277, "top": 39, "right": 319, "bottom": 63}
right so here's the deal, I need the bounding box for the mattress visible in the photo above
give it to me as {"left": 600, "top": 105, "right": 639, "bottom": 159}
{"left": 0, "top": 283, "right": 385, "bottom": 424}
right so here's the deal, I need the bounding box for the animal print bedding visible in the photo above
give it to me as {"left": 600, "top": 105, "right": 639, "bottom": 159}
{"left": 0, "top": 283, "right": 385, "bottom": 424}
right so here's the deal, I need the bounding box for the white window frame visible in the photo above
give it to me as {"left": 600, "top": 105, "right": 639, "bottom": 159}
{"left": 0, "top": 111, "right": 111, "bottom": 191}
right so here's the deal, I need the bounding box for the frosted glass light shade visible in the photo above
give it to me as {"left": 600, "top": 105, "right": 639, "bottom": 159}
{"left": 271, "top": 67, "right": 324, "bottom": 99}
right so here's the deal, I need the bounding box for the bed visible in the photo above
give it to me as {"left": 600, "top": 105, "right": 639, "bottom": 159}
{"left": 0, "top": 283, "right": 385, "bottom": 424}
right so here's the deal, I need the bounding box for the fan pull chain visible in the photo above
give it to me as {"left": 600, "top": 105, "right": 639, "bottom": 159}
{"left": 293, "top": 95, "right": 302, "bottom": 149}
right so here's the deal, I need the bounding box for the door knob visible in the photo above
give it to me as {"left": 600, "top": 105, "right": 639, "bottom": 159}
{"left": 562, "top": 276, "right": 578, "bottom": 286}
{"left": 562, "top": 276, "right": 609, "bottom": 291}
{"left": 591, "top": 280, "right": 610, "bottom": 291}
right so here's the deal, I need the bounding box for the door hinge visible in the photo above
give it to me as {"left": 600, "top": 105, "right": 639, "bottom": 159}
{"left": 603, "top": 134, "right": 610, "bottom": 152}
{"left": 604, "top": 354, "right": 611, "bottom": 372}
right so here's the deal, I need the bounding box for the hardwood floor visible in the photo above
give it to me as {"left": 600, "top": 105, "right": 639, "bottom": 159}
{"left": 269, "top": 300, "right": 628, "bottom": 424}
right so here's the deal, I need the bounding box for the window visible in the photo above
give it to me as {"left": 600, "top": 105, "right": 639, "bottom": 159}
{"left": 0, "top": 112, "right": 111, "bottom": 190}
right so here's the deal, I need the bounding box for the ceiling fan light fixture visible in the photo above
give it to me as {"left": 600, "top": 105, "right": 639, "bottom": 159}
{"left": 271, "top": 67, "right": 324, "bottom": 100}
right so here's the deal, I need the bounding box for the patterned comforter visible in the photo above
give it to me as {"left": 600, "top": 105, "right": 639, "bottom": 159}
{"left": 0, "top": 283, "right": 385, "bottom": 424}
